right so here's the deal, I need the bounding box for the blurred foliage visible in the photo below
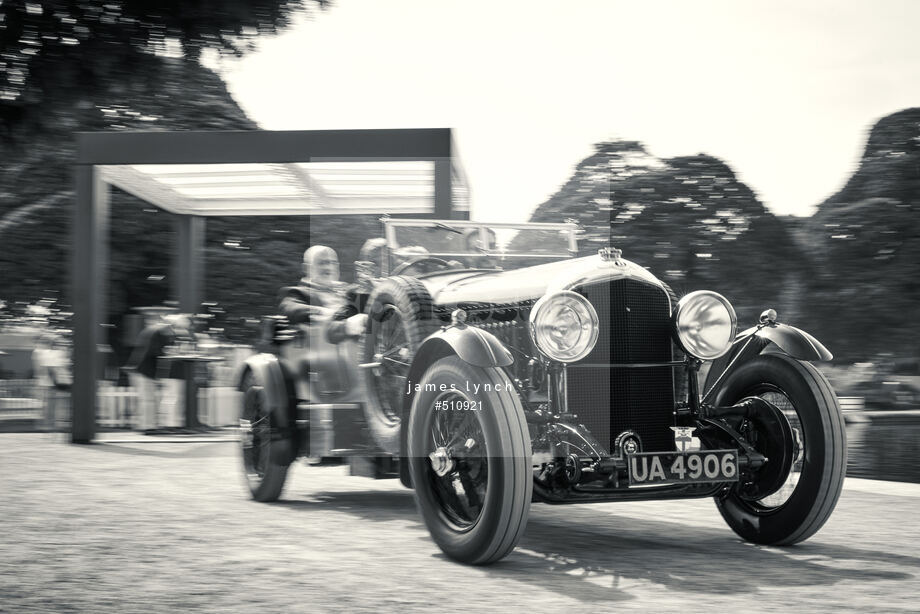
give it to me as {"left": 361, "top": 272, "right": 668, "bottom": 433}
{"left": 0, "top": 57, "right": 259, "bottom": 349}
{"left": 803, "top": 108, "right": 920, "bottom": 362}
{"left": 0, "top": 0, "right": 327, "bottom": 359}
{"left": 525, "top": 140, "right": 806, "bottom": 330}
{"left": 0, "top": 0, "right": 326, "bottom": 136}
{"left": 528, "top": 109, "right": 920, "bottom": 364}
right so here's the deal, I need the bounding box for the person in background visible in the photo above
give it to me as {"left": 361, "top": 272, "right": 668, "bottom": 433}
{"left": 32, "top": 334, "right": 55, "bottom": 432}
{"left": 279, "top": 245, "right": 367, "bottom": 343}
{"left": 125, "top": 313, "right": 193, "bottom": 431}
{"left": 31, "top": 332, "right": 72, "bottom": 432}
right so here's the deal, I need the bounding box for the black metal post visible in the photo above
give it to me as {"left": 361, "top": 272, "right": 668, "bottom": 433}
{"left": 174, "top": 215, "right": 205, "bottom": 314}
{"left": 433, "top": 158, "right": 452, "bottom": 220}
{"left": 71, "top": 166, "right": 109, "bottom": 443}
{"left": 182, "top": 359, "right": 202, "bottom": 429}
{"left": 174, "top": 215, "right": 205, "bottom": 428}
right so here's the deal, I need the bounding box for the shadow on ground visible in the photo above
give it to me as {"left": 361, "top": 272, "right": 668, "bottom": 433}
{"left": 90, "top": 440, "right": 238, "bottom": 459}
{"left": 272, "top": 487, "right": 916, "bottom": 603}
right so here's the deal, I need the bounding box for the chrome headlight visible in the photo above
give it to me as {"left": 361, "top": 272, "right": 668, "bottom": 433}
{"left": 529, "top": 291, "right": 599, "bottom": 362}
{"left": 673, "top": 290, "right": 737, "bottom": 360}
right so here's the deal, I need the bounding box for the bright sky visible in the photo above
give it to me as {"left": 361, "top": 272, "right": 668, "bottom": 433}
{"left": 216, "top": 0, "right": 920, "bottom": 222}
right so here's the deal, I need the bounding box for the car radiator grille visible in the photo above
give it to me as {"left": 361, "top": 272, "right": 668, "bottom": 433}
{"left": 567, "top": 278, "right": 677, "bottom": 454}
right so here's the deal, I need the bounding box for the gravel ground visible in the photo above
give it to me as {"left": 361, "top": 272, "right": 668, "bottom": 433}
{"left": 1, "top": 433, "right": 919, "bottom": 613}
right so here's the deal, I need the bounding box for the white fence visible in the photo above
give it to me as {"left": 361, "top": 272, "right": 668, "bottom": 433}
{"left": 96, "top": 383, "right": 242, "bottom": 428}
{"left": 0, "top": 379, "right": 44, "bottom": 420}
{"left": 0, "top": 379, "right": 241, "bottom": 429}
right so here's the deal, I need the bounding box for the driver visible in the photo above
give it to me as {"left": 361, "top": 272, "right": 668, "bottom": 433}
{"left": 279, "top": 245, "right": 367, "bottom": 343}
{"left": 391, "top": 245, "right": 430, "bottom": 273}
{"left": 462, "top": 228, "right": 498, "bottom": 268}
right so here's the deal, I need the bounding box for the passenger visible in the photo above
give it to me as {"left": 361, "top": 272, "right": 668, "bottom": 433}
{"left": 278, "top": 245, "right": 367, "bottom": 343}
{"left": 355, "top": 238, "right": 387, "bottom": 290}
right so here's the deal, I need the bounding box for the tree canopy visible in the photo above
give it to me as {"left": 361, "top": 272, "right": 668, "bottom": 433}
{"left": 528, "top": 108, "right": 920, "bottom": 364}
{"left": 0, "top": 0, "right": 326, "bottom": 135}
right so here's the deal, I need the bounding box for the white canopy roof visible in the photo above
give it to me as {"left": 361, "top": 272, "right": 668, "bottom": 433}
{"left": 100, "top": 159, "right": 470, "bottom": 216}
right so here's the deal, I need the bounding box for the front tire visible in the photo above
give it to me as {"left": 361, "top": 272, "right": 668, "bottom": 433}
{"left": 239, "top": 371, "right": 291, "bottom": 502}
{"left": 711, "top": 353, "right": 846, "bottom": 545}
{"left": 407, "top": 356, "right": 532, "bottom": 565}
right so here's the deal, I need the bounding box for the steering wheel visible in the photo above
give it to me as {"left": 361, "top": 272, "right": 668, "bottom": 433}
{"left": 391, "top": 256, "right": 453, "bottom": 276}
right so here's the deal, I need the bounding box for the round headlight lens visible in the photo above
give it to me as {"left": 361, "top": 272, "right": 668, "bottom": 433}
{"left": 673, "top": 290, "right": 737, "bottom": 360}
{"left": 529, "top": 291, "right": 599, "bottom": 362}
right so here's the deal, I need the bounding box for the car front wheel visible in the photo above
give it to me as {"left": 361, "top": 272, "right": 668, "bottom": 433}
{"left": 407, "top": 356, "right": 532, "bottom": 565}
{"left": 711, "top": 353, "right": 847, "bottom": 545}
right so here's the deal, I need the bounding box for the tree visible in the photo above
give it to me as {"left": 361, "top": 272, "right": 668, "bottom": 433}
{"left": 526, "top": 141, "right": 808, "bottom": 329}
{"left": 0, "top": 0, "right": 326, "bottom": 137}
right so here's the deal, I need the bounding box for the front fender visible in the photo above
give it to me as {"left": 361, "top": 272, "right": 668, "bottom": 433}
{"left": 426, "top": 324, "right": 514, "bottom": 369}
{"left": 238, "top": 353, "right": 297, "bottom": 465}
{"left": 400, "top": 325, "right": 514, "bottom": 453}
{"left": 742, "top": 323, "right": 832, "bottom": 362}
{"left": 703, "top": 322, "right": 832, "bottom": 401}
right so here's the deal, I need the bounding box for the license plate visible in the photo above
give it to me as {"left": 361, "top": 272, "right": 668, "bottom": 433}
{"left": 627, "top": 450, "right": 739, "bottom": 486}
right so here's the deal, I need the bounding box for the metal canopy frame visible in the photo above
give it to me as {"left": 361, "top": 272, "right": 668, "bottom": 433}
{"left": 72, "top": 128, "right": 469, "bottom": 443}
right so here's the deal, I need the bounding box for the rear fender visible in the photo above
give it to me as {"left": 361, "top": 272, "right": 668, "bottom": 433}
{"left": 238, "top": 353, "right": 297, "bottom": 465}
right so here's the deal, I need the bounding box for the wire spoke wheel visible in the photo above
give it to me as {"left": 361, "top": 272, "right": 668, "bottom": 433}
{"left": 370, "top": 304, "right": 411, "bottom": 422}
{"left": 426, "top": 393, "right": 489, "bottom": 529}
{"left": 240, "top": 393, "right": 271, "bottom": 482}
{"left": 710, "top": 353, "right": 846, "bottom": 545}
{"left": 361, "top": 276, "right": 439, "bottom": 454}
{"left": 238, "top": 371, "right": 291, "bottom": 502}
{"left": 408, "top": 356, "right": 531, "bottom": 565}
{"left": 742, "top": 388, "right": 804, "bottom": 510}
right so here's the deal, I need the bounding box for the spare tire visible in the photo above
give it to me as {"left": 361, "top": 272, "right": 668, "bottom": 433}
{"left": 361, "top": 276, "right": 441, "bottom": 454}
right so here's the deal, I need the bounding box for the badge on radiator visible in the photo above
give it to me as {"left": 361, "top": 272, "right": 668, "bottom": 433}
{"left": 614, "top": 430, "right": 642, "bottom": 457}
{"left": 671, "top": 426, "right": 701, "bottom": 452}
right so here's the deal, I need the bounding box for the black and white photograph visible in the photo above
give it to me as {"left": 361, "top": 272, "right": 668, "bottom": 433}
{"left": 1, "top": 1, "right": 918, "bottom": 612}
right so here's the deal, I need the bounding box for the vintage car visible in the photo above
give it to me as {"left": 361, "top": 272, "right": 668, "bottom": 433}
{"left": 237, "top": 217, "right": 846, "bottom": 565}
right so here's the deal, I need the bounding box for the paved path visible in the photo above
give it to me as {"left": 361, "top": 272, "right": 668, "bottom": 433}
{"left": 1, "top": 434, "right": 918, "bottom": 613}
